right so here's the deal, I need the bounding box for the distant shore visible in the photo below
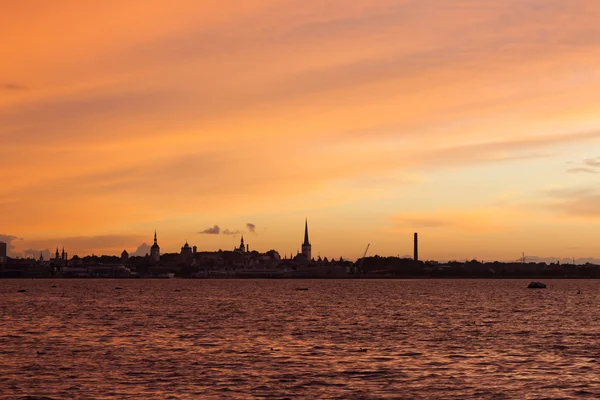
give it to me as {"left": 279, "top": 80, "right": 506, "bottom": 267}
{"left": 0, "top": 276, "right": 598, "bottom": 280}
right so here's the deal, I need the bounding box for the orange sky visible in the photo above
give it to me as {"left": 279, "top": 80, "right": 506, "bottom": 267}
{"left": 2, "top": 1, "right": 600, "bottom": 261}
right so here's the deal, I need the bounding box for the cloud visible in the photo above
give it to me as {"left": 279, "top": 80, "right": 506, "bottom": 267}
{"left": 0, "top": 234, "right": 20, "bottom": 256}
{"left": 23, "top": 248, "right": 51, "bottom": 260}
{"left": 132, "top": 243, "right": 151, "bottom": 257}
{"left": 584, "top": 158, "right": 600, "bottom": 168}
{"left": 393, "top": 216, "right": 449, "bottom": 229}
{"left": 544, "top": 187, "right": 600, "bottom": 218}
{"left": 246, "top": 223, "right": 257, "bottom": 234}
{"left": 15, "top": 234, "right": 146, "bottom": 257}
{"left": 567, "top": 168, "right": 598, "bottom": 174}
{"left": 198, "top": 225, "right": 243, "bottom": 235}
{"left": 199, "top": 225, "right": 220, "bottom": 235}
{"left": 391, "top": 209, "right": 512, "bottom": 233}
{"left": 1, "top": 83, "right": 28, "bottom": 91}
{"left": 565, "top": 157, "right": 600, "bottom": 174}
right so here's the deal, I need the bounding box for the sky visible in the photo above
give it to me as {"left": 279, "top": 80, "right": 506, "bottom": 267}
{"left": 2, "top": 0, "right": 600, "bottom": 261}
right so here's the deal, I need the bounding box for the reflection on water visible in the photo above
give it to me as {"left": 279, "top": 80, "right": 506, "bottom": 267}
{"left": 0, "top": 279, "right": 599, "bottom": 399}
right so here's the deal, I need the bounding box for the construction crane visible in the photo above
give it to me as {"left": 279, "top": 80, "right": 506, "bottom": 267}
{"left": 357, "top": 243, "right": 370, "bottom": 273}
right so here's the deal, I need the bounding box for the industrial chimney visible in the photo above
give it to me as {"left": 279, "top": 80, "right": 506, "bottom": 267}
{"left": 414, "top": 233, "right": 419, "bottom": 263}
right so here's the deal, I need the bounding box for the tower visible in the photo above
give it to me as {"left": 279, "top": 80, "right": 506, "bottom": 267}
{"left": 237, "top": 236, "right": 246, "bottom": 253}
{"left": 302, "top": 219, "right": 311, "bottom": 261}
{"left": 414, "top": 232, "right": 419, "bottom": 262}
{"left": 151, "top": 230, "right": 160, "bottom": 263}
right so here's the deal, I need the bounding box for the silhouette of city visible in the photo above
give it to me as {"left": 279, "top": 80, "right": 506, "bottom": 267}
{"left": 1, "top": 220, "right": 598, "bottom": 279}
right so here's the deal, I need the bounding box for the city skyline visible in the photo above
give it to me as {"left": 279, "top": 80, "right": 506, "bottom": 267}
{"left": 2, "top": 1, "right": 600, "bottom": 261}
{"left": 3, "top": 223, "right": 600, "bottom": 265}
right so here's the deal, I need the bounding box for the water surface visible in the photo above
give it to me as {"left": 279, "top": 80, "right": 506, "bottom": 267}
{"left": 1, "top": 279, "right": 598, "bottom": 399}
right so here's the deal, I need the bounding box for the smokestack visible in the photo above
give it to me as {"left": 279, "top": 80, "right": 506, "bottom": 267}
{"left": 414, "top": 233, "right": 419, "bottom": 263}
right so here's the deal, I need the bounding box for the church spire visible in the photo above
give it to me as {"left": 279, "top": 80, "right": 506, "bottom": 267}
{"left": 154, "top": 230, "right": 157, "bottom": 245}
{"left": 303, "top": 218, "right": 310, "bottom": 246}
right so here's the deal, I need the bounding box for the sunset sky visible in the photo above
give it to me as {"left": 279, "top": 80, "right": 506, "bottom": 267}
{"left": 2, "top": 0, "right": 600, "bottom": 261}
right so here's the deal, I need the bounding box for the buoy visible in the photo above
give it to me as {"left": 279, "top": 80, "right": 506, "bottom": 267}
{"left": 527, "top": 282, "right": 546, "bottom": 289}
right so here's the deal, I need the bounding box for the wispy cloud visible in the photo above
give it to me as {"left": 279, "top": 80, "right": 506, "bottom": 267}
{"left": 567, "top": 167, "right": 598, "bottom": 174}
{"left": 246, "top": 223, "right": 257, "bottom": 234}
{"left": 566, "top": 156, "right": 600, "bottom": 174}
{"left": 222, "top": 229, "right": 241, "bottom": 236}
{"left": 584, "top": 157, "right": 600, "bottom": 168}
{"left": 1, "top": 83, "right": 28, "bottom": 91}
{"left": 544, "top": 187, "right": 600, "bottom": 218}
{"left": 391, "top": 209, "right": 513, "bottom": 233}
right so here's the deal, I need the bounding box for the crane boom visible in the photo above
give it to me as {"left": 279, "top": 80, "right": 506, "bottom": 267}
{"left": 357, "top": 243, "right": 370, "bottom": 272}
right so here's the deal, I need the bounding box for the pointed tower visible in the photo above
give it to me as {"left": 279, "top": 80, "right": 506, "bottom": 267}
{"left": 238, "top": 235, "right": 246, "bottom": 253}
{"left": 301, "top": 218, "right": 311, "bottom": 261}
{"left": 151, "top": 230, "right": 160, "bottom": 263}
{"left": 55, "top": 247, "right": 60, "bottom": 260}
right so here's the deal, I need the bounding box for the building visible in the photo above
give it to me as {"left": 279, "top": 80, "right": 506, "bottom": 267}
{"left": 121, "top": 250, "right": 129, "bottom": 263}
{"left": 51, "top": 246, "right": 68, "bottom": 268}
{"left": 234, "top": 236, "right": 247, "bottom": 253}
{"left": 0, "top": 241, "right": 6, "bottom": 265}
{"left": 181, "top": 241, "right": 193, "bottom": 261}
{"left": 151, "top": 231, "right": 160, "bottom": 263}
{"left": 302, "top": 219, "right": 312, "bottom": 261}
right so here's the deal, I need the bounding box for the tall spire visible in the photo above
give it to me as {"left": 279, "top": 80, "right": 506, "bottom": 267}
{"left": 303, "top": 218, "right": 310, "bottom": 246}
{"left": 154, "top": 230, "right": 157, "bottom": 245}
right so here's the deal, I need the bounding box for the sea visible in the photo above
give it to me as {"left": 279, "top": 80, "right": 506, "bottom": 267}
{"left": 0, "top": 279, "right": 598, "bottom": 399}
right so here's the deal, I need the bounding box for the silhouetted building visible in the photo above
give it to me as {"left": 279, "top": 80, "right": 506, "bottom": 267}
{"left": 235, "top": 236, "right": 247, "bottom": 253}
{"left": 181, "top": 241, "right": 193, "bottom": 261}
{"left": 302, "top": 219, "right": 311, "bottom": 261}
{"left": 0, "top": 242, "right": 6, "bottom": 265}
{"left": 151, "top": 231, "right": 160, "bottom": 263}
{"left": 51, "top": 246, "right": 67, "bottom": 270}
{"left": 121, "top": 250, "right": 129, "bottom": 263}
